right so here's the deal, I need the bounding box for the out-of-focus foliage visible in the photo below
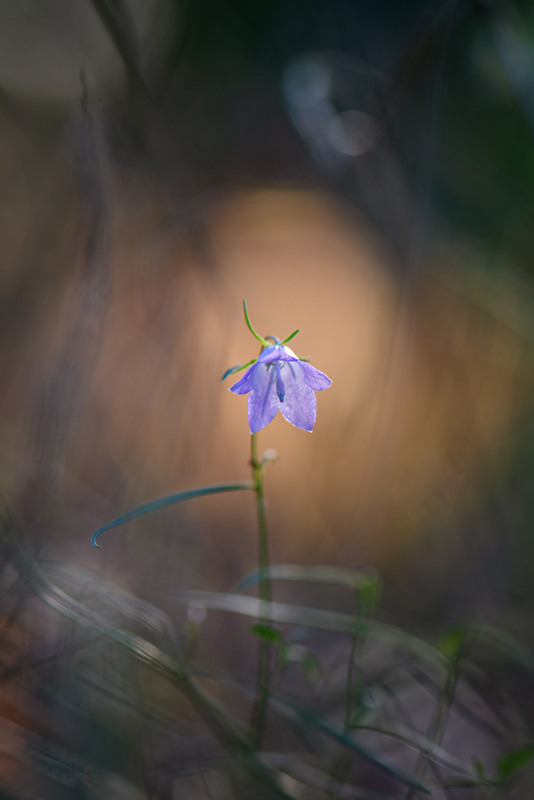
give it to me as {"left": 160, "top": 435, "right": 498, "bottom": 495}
{"left": 2, "top": 521, "right": 533, "bottom": 798}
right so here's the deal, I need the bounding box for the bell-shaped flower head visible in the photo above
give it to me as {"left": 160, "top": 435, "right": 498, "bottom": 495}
{"left": 224, "top": 301, "right": 332, "bottom": 433}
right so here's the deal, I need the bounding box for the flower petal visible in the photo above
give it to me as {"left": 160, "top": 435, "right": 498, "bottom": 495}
{"left": 278, "top": 362, "right": 317, "bottom": 431}
{"left": 257, "top": 344, "right": 299, "bottom": 364}
{"left": 228, "top": 343, "right": 330, "bottom": 433}
{"left": 247, "top": 365, "right": 280, "bottom": 433}
{"left": 299, "top": 362, "right": 332, "bottom": 391}
{"left": 229, "top": 364, "right": 257, "bottom": 394}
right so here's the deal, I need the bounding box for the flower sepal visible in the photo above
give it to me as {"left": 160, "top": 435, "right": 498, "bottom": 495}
{"left": 221, "top": 360, "right": 257, "bottom": 382}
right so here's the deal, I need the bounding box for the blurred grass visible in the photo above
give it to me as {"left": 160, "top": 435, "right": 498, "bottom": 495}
{"left": 0, "top": 0, "right": 533, "bottom": 797}
{"left": 1, "top": 509, "right": 533, "bottom": 797}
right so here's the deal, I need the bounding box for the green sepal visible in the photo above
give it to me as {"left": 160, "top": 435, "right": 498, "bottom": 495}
{"left": 281, "top": 328, "right": 300, "bottom": 345}
{"left": 221, "top": 360, "right": 256, "bottom": 381}
{"left": 243, "top": 299, "right": 270, "bottom": 346}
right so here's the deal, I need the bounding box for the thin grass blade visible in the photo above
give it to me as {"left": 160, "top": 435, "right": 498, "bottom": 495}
{"left": 91, "top": 481, "right": 253, "bottom": 548}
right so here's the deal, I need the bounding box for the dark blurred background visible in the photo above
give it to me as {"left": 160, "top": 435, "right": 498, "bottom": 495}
{"left": 0, "top": 0, "right": 533, "bottom": 797}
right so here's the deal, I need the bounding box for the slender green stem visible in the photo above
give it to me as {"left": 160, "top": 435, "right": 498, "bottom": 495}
{"left": 250, "top": 433, "right": 271, "bottom": 606}
{"left": 248, "top": 432, "right": 272, "bottom": 748}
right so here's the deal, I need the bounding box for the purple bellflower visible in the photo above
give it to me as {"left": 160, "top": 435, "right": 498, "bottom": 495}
{"left": 224, "top": 302, "right": 331, "bottom": 433}
{"left": 229, "top": 343, "right": 331, "bottom": 433}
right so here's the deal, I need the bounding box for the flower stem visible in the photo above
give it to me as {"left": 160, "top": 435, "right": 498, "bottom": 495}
{"left": 248, "top": 432, "right": 272, "bottom": 748}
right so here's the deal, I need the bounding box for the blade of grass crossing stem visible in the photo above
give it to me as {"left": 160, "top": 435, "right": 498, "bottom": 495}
{"left": 234, "top": 565, "right": 380, "bottom": 593}
{"left": 173, "top": 591, "right": 446, "bottom": 668}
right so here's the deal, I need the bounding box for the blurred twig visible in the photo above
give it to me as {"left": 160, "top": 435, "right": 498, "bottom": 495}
{"left": 16, "top": 75, "right": 109, "bottom": 534}
{"left": 90, "top": 0, "right": 152, "bottom": 98}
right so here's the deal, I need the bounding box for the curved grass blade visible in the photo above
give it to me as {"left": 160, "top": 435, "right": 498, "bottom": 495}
{"left": 234, "top": 565, "right": 379, "bottom": 593}
{"left": 356, "top": 725, "right": 472, "bottom": 776}
{"left": 258, "top": 753, "right": 375, "bottom": 800}
{"left": 471, "top": 625, "right": 534, "bottom": 671}
{"left": 91, "top": 482, "right": 253, "bottom": 548}
{"left": 271, "top": 695, "right": 431, "bottom": 793}
{"left": 173, "top": 591, "right": 446, "bottom": 668}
